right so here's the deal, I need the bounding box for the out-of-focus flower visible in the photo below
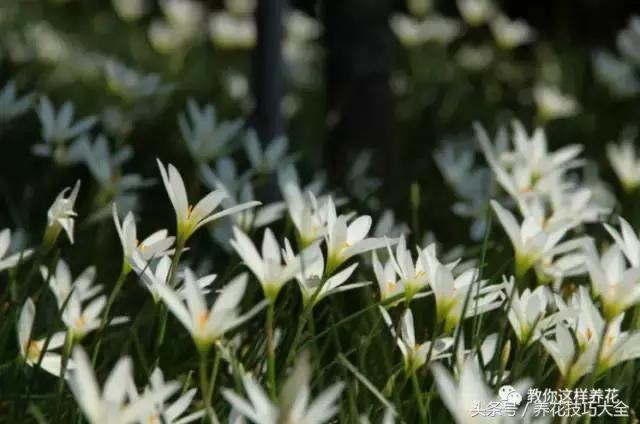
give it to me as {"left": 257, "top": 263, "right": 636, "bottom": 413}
{"left": 105, "top": 60, "right": 174, "bottom": 102}
{"left": 421, "top": 15, "right": 463, "bottom": 45}
{"left": 209, "top": 13, "right": 256, "bottom": 50}
{"left": 178, "top": 99, "right": 243, "bottom": 163}
{"left": 224, "top": 0, "right": 255, "bottom": 17}
{"left": 33, "top": 97, "right": 97, "bottom": 164}
{"left": 456, "top": 0, "right": 495, "bottom": 26}
{"left": 455, "top": 44, "right": 494, "bottom": 72}
{"left": 112, "top": 0, "right": 149, "bottom": 22}
{"left": 25, "top": 22, "right": 72, "bottom": 64}
{"left": 129, "top": 368, "right": 205, "bottom": 424}
{"left": 0, "top": 80, "right": 33, "bottom": 122}
{"left": 617, "top": 16, "right": 640, "bottom": 65}
{"left": 154, "top": 270, "right": 266, "bottom": 349}
{"left": 223, "top": 353, "right": 344, "bottom": 424}
{"left": 584, "top": 240, "right": 640, "bottom": 320}
{"left": 490, "top": 15, "right": 535, "bottom": 49}
{"left": 381, "top": 308, "right": 453, "bottom": 372}
{"left": 533, "top": 84, "right": 579, "bottom": 121}
{"left": 283, "top": 241, "right": 365, "bottom": 308}
{"left": 44, "top": 180, "right": 81, "bottom": 248}
{"left": 148, "top": 19, "right": 185, "bottom": 54}
{"left": 0, "top": 228, "right": 33, "bottom": 272}
{"left": 592, "top": 51, "right": 640, "bottom": 98}
{"left": 390, "top": 14, "right": 424, "bottom": 48}
{"left": 244, "top": 130, "right": 296, "bottom": 174}
{"left": 607, "top": 139, "right": 640, "bottom": 192}
{"left": 157, "top": 159, "right": 260, "bottom": 244}
{"left": 286, "top": 10, "right": 322, "bottom": 42}
{"left": 161, "top": 0, "right": 205, "bottom": 41}
{"left": 68, "top": 347, "right": 180, "bottom": 424}
{"left": 18, "top": 299, "right": 69, "bottom": 377}
{"left": 407, "top": 0, "right": 431, "bottom": 17}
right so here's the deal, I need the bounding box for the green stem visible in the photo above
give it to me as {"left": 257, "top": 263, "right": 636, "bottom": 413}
{"left": 91, "top": 269, "right": 127, "bottom": 366}
{"left": 410, "top": 370, "right": 427, "bottom": 423}
{"left": 198, "top": 346, "right": 219, "bottom": 423}
{"left": 266, "top": 301, "right": 277, "bottom": 400}
{"left": 153, "top": 241, "right": 185, "bottom": 365}
{"left": 55, "top": 331, "right": 74, "bottom": 421}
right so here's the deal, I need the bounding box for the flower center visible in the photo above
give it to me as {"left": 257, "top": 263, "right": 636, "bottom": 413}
{"left": 197, "top": 311, "right": 209, "bottom": 329}
{"left": 26, "top": 341, "right": 42, "bottom": 360}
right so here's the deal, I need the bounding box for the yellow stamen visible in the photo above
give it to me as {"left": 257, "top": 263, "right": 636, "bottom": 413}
{"left": 197, "top": 311, "right": 208, "bottom": 329}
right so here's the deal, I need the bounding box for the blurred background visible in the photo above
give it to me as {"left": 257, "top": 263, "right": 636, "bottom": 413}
{"left": 2, "top": 0, "right": 640, "bottom": 273}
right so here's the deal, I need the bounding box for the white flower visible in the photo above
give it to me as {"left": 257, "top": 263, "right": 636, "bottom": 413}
{"left": 148, "top": 19, "right": 185, "bottom": 54}
{"left": 68, "top": 346, "right": 180, "bottom": 424}
{"left": 432, "top": 358, "right": 531, "bottom": 424}
{"left": 456, "top": 0, "right": 494, "bottom": 26}
{"left": 113, "top": 204, "right": 174, "bottom": 272}
{"left": 154, "top": 270, "right": 266, "bottom": 349}
{"left": 607, "top": 139, "right": 640, "bottom": 192}
{"left": 208, "top": 12, "right": 256, "bottom": 50}
{"left": 381, "top": 308, "right": 453, "bottom": 372}
{"left": 432, "top": 263, "right": 504, "bottom": 333}
{"left": 491, "top": 200, "right": 574, "bottom": 278}
{"left": 604, "top": 216, "right": 640, "bottom": 267}
{"left": 35, "top": 96, "right": 97, "bottom": 151}
{"left": 44, "top": 180, "right": 81, "bottom": 247}
{"left": 324, "top": 198, "right": 388, "bottom": 275}
{"left": 112, "top": 0, "right": 149, "bottom": 22}
{"left": 42, "top": 260, "right": 101, "bottom": 306}
{"left": 157, "top": 159, "right": 260, "bottom": 243}
{"left": 372, "top": 251, "right": 405, "bottom": 305}
{"left": 18, "top": 298, "right": 69, "bottom": 377}
{"left": 283, "top": 240, "right": 365, "bottom": 308}
{"left": 507, "top": 281, "right": 564, "bottom": 345}
{"left": 278, "top": 166, "right": 329, "bottom": 247}
{"left": 223, "top": 353, "right": 344, "bottom": 424}
{"left": 476, "top": 121, "right": 583, "bottom": 200}
{"left": 533, "top": 84, "right": 579, "bottom": 121}
{"left": 231, "top": 227, "right": 307, "bottom": 301}
{"left": 130, "top": 368, "right": 204, "bottom": 424}
{"left": 129, "top": 254, "right": 216, "bottom": 302}
{"left": 584, "top": 240, "right": 640, "bottom": 320}
{"left": 0, "top": 228, "right": 33, "bottom": 272}
{"left": 384, "top": 236, "right": 432, "bottom": 299}
{"left": 0, "top": 79, "right": 33, "bottom": 122}
{"left": 540, "top": 322, "right": 597, "bottom": 387}
{"left": 490, "top": 15, "right": 535, "bottom": 49}
{"left": 178, "top": 99, "right": 243, "bottom": 162}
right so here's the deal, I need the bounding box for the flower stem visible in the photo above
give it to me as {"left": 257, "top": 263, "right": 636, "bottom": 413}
{"left": 55, "top": 331, "right": 73, "bottom": 421}
{"left": 153, "top": 241, "right": 184, "bottom": 365}
{"left": 91, "top": 269, "right": 127, "bottom": 366}
{"left": 198, "top": 346, "right": 219, "bottom": 423}
{"left": 410, "top": 370, "right": 427, "bottom": 423}
{"left": 266, "top": 301, "right": 277, "bottom": 400}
